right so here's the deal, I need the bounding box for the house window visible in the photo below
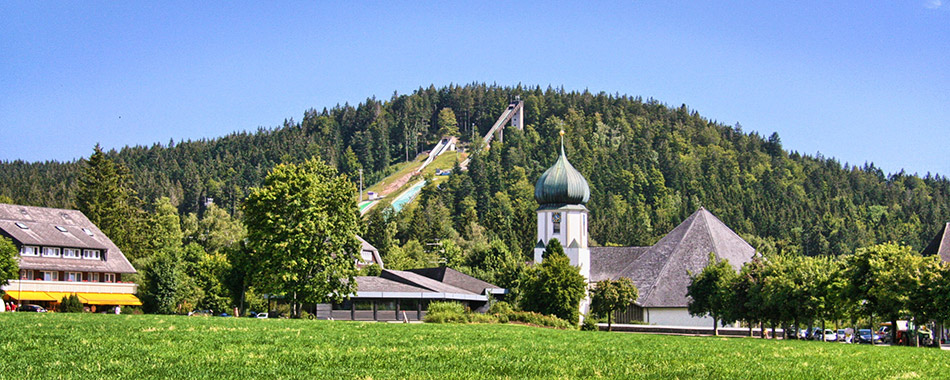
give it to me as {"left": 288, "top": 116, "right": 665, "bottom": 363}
{"left": 55, "top": 225, "right": 68, "bottom": 232}
{"left": 66, "top": 272, "right": 81, "bottom": 282}
{"left": 14, "top": 222, "right": 29, "bottom": 229}
{"left": 552, "top": 212, "right": 562, "bottom": 234}
{"left": 42, "top": 247, "right": 61, "bottom": 258}
{"left": 82, "top": 249, "right": 100, "bottom": 260}
{"left": 90, "top": 272, "right": 100, "bottom": 282}
{"left": 63, "top": 248, "right": 79, "bottom": 259}
{"left": 104, "top": 273, "right": 116, "bottom": 283}
{"left": 20, "top": 269, "right": 33, "bottom": 280}
{"left": 42, "top": 271, "right": 59, "bottom": 281}
{"left": 81, "top": 228, "right": 94, "bottom": 237}
{"left": 20, "top": 246, "right": 39, "bottom": 256}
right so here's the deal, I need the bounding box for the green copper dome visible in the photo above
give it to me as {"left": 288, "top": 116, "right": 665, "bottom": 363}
{"left": 534, "top": 143, "right": 590, "bottom": 206}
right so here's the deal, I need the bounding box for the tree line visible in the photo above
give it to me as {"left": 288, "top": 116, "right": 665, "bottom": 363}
{"left": 687, "top": 243, "right": 950, "bottom": 346}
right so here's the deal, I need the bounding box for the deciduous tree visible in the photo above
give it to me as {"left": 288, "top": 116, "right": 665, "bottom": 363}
{"left": 590, "top": 277, "right": 638, "bottom": 331}
{"left": 243, "top": 159, "right": 361, "bottom": 318}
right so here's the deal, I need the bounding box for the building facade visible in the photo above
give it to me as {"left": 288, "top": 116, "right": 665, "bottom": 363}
{"left": 0, "top": 204, "right": 141, "bottom": 311}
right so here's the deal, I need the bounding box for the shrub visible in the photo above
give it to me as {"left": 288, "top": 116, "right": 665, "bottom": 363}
{"left": 488, "top": 301, "right": 514, "bottom": 315}
{"left": 506, "top": 311, "right": 573, "bottom": 329}
{"left": 424, "top": 302, "right": 469, "bottom": 324}
{"left": 468, "top": 313, "right": 498, "bottom": 324}
{"left": 59, "top": 294, "right": 84, "bottom": 313}
{"left": 427, "top": 301, "right": 467, "bottom": 315}
{"left": 581, "top": 315, "right": 602, "bottom": 331}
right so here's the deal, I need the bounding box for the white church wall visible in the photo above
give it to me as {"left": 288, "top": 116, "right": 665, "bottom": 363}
{"left": 644, "top": 307, "right": 716, "bottom": 327}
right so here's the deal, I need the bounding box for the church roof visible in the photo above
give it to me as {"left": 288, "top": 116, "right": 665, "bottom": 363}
{"left": 590, "top": 207, "right": 755, "bottom": 308}
{"left": 534, "top": 143, "right": 590, "bottom": 206}
{"left": 922, "top": 222, "right": 950, "bottom": 263}
{"left": 589, "top": 246, "right": 650, "bottom": 282}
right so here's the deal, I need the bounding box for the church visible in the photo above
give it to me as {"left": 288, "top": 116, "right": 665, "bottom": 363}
{"left": 532, "top": 133, "right": 757, "bottom": 327}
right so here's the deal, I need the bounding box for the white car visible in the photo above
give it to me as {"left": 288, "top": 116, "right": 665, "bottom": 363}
{"left": 256, "top": 312, "right": 268, "bottom": 319}
{"left": 821, "top": 329, "right": 837, "bottom": 342}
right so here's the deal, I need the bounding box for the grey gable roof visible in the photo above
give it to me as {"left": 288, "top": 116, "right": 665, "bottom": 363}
{"left": 0, "top": 203, "right": 136, "bottom": 273}
{"left": 406, "top": 267, "right": 500, "bottom": 294}
{"left": 616, "top": 207, "right": 755, "bottom": 308}
{"left": 922, "top": 223, "right": 950, "bottom": 263}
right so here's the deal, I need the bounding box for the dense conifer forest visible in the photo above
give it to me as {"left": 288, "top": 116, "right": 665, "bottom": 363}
{"left": 2, "top": 84, "right": 947, "bottom": 263}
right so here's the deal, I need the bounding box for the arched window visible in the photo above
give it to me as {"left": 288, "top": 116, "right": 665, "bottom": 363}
{"left": 552, "top": 212, "right": 562, "bottom": 234}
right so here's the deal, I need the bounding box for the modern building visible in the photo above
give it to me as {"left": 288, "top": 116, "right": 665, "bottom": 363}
{"left": 315, "top": 267, "right": 504, "bottom": 321}
{"left": 532, "top": 134, "right": 756, "bottom": 327}
{"left": 0, "top": 203, "right": 141, "bottom": 311}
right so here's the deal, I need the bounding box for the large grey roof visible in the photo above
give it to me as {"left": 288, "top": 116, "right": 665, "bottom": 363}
{"left": 407, "top": 267, "right": 500, "bottom": 294}
{"left": 922, "top": 223, "right": 950, "bottom": 263}
{"left": 589, "top": 246, "right": 650, "bottom": 282}
{"left": 609, "top": 207, "right": 755, "bottom": 308}
{"left": 355, "top": 276, "right": 429, "bottom": 293}
{"left": 0, "top": 203, "right": 136, "bottom": 273}
{"left": 381, "top": 269, "right": 476, "bottom": 295}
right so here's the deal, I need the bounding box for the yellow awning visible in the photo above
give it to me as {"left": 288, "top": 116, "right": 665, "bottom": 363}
{"left": 77, "top": 293, "right": 142, "bottom": 306}
{"left": 46, "top": 292, "right": 73, "bottom": 302}
{"left": 3, "top": 291, "right": 58, "bottom": 302}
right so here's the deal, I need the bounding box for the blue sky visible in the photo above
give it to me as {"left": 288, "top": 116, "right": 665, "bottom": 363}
{"left": 2, "top": 1, "right": 947, "bottom": 176}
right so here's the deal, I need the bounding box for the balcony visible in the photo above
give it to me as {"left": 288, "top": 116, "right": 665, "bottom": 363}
{"left": 1, "top": 279, "right": 137, "bottom": 294}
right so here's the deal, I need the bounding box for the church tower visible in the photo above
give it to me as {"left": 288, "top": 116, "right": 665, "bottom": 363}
{"left": 533, "top": 131, "right": 591, "bottom": 279}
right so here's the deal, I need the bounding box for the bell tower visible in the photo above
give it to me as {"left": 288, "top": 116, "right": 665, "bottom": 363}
{"left": 533, "top": 131, "right": 591, "bottom": 279}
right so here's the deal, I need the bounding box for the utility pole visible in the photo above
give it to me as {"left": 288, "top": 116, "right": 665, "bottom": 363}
{"left": 358, "top": 168, "right": 363, "bottom": 202}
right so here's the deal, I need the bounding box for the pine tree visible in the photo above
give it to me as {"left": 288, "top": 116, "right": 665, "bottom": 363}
{"left": 75, "top": 144, "right": 144, "bottom": 261}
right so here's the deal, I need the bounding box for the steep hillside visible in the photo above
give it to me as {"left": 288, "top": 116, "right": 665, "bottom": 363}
{"left": 1, "top": 84, "right": 948, "bottom": 258}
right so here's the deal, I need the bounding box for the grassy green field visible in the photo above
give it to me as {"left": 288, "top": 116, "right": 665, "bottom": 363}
{"left": 1, "top": 313, "right": 947, "bottom": 379}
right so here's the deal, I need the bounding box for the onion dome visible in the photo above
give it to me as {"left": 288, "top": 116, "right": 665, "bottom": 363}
{"left": 534, "top": 133, "right": 590, "bottom": 205}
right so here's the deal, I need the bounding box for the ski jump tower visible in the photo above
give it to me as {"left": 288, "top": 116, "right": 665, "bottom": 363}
{"left": 484, "top": 96, "right": 524, "bottom": 145}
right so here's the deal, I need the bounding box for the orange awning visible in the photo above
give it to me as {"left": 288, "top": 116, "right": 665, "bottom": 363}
{"left": 76, "top": 293, "right": 142, "bottom": 306}
{"left": 3, "top": 291, "right": 58, "bottom": 302}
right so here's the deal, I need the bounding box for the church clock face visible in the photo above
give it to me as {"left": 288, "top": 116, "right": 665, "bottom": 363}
{"left": 552, "top": 212, "right": 561, "bottom": 224}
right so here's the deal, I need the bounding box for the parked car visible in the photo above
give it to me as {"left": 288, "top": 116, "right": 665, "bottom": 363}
{"left": 837, "top": 329, "right": 849, "bottom": 342}
{"left": 19, "top": 304, "right": 46, "bottom": 312}
{"left": 857, "top": 329, "right": 882, "bottom": 344}
{"left": 821, "top": 329, "right": 837, "bottom": 342}
{"left": 808, "top": 327, "right": 823, "bottom": 340}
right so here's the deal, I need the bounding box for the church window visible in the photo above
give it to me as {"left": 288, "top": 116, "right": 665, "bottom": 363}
{"left": 552, "top": 212, "right": 561, "bottom": 234}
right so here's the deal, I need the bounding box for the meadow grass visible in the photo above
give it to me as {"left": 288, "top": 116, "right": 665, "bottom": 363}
{"left": 1, "top": 313, "right": 947, "bottom": 379}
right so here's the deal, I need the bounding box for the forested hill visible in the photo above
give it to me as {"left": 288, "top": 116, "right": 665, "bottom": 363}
{"left": 1, "top": 84, "right": 948, "bottom": 257}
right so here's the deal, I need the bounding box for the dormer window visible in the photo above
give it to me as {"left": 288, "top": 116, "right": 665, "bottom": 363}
{"left": 82, "top": 228, "right": 94, "bottom": 237}
{"left": 82, "top": 249, "right": 100, "bottom": 260}
{"left": 19, "top": 246, "right": 39, "bottom": 256}
{"left": 15, "top": 222, "right": 28, "bottom": 229}
{"left": 42, "top": 247, "right": 61, "bottom": 258}
{"left": 63, "top": 248, "right": 80, "bottom": 259}
{"left": 55, "top": 226, "right": 68, "bottom": 232}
